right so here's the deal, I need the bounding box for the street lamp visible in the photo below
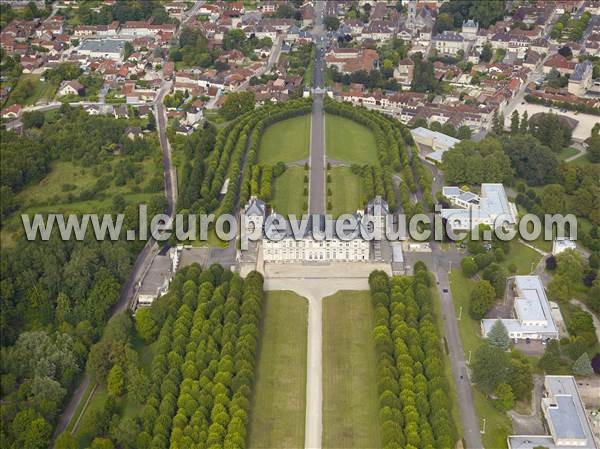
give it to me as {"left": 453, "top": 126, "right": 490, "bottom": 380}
{"left": 481, "top": 418, "right": 487, "bottom": 434}
{"left": 457, "top": 306, "right": 462, "bottom": 321}
{"left": 467, "top": 350, "right": 472, "bottom": 365}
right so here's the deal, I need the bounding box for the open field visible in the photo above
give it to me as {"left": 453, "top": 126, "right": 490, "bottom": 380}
{"left": 570, "top": 153, "right": 600, "bottom": 167}
{"left": 248, "top": 291, "right": 308, "bottom": 449}
{"left": 502, "top": 240, "right": 543, "bottom": 274}
{"left": 258, "top": 115, "right": 311, "bottom": 164}
{"left": 322, "top": 291, "right": 381, "bottom": 449}
{"left": 1, "top": 159, "right": 162, "bottom": 247}
{"left": 272, "top": 167, "right": 306, "bottom": 216}
{"left": 328, "top": 167, "right": 363, "bottom": 217}
{"left": 556, "top": 147, "right": 579, "bottom": 160}
{"left": 325, "top": 114, "right": 379, "bottom": 165}
{"left": 5, "top": 74, "right": 59, "bottom": 106}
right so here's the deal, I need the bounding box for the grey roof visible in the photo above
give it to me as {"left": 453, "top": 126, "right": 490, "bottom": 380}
{"left": 433, "top": 31, "right": 464, "bottom": 42}
{"left": 365, "top": 195, "right": 389, "bottom": 216}
{"left": 550, "top": 396, "right": 586, "bottom": 441}
{"left": 244, "top": 197, "right": 266, "bottom": 217}
{"left": 264, "top": 213, "right": 367, "bottom": 240}
{"left": 79, "top": 39, "right": 126, "bottom": 54}
{"left": 571, "top": 60, "right": 593, "bottom": 81}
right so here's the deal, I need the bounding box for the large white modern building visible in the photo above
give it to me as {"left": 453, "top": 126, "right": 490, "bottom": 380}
{"left": 440, "top": 183, "right": 518, "bottom": 231}
{"left": 481, "top": 276, "right": 559, "bottom": 341}
{"left": 508, "top": 376, "right": 597, "bottom": 449}
{"left": 243, "top": 196, "right": 389, "bottom": 263}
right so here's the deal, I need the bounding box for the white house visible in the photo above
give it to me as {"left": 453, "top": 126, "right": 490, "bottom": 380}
{"left": 481, "top": 276, "right": 559, "bottom": 341}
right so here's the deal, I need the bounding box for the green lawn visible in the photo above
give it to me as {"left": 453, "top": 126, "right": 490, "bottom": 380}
{"left": 271, "top": 167, "right": 306, "bottom": 217}
{"left": 5, "top": 74, "right": 58, "bottom": 106}
{"left": 1, "top": 158, "right": 162, "bottom": 247}
{"left": 248, "top": 291, "right": 308, "bottom": 449}
{"left": 258, "top": 114, "right": 311, "bottom": 164}
{"left": 325, "top": 114, "right": 379, "bottom": 165}
{"left": 556, "top": 147, "right": 579, "bottom": 161}
{"left": 322, "top": 291, "right": 381, "bottom": 449}
{"left": 473, "top": 388, "right": 512, "bottom": 449}
{"left": 502, "top": 240, "right": 543, "bottom": 274}
{"left": 449, "top": 270, "right": 482, "bottom": 356}
{"left": 328, "top": 167, "right": 363, "bottom": 217}
{"left": 570, "top": 153, "right": 600, "bottom": 167}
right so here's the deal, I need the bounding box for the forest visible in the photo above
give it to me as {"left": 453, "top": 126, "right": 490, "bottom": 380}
{"left": 0, "top": 105, "right": 165, "bottom": 448}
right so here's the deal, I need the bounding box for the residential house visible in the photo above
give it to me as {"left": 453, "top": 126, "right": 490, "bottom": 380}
{"left": 57, "top": 80, "right": 85, "bottom": 97}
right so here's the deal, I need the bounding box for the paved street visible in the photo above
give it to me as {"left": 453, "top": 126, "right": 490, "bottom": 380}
{"left": 308, "top": 94, "right": 325, "bottom": 215}
{"left": 308, "top": 1, "right": 327, "bottom": 216}
{"left": 429, "top": 245, "right": 484, "bottom": 449}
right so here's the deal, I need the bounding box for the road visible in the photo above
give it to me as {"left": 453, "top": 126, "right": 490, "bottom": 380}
{"left": 416, "top": 155, "right": 483, "bottom": 448}
{"left": 430, "top": 245, "right": 484, "bottom": 449}
{"left": 155, "top": 80, "right": 177, "bottom": 217}
{"left": 308, "top": 1, "right": 327, "bottom": 216}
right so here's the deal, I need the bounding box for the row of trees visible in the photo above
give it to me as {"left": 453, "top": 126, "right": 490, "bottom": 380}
{"left": 125, "top": 265, "right": 264, "bottom": 449}
{"left": 368, "top": 265, "right": 457, "bottom": 449}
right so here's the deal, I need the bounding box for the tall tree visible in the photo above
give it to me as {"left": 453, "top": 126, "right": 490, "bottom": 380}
{"left": 572, "top": 352, "right": 593, "bottom": 376}
{"left": 510, "top": 110, "right": 520, "bottom": 134}
{"left": 487, "top": 320, "right": 510, "bottom": 350}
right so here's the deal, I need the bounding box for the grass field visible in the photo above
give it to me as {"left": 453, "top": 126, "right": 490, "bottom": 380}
{"left": 325, "top": 114, "right": 379, "bottom": 165}
{"left": 556, "top": 147, "right": 579, "bottom": 161}
{"left": 271, "top": 167, "right": 306, "bottom": 216}
{"left": 5, "top": 74, "right": 59, "bottom": 106}
{"left": 248, "top": 291, "right": 308, "bottom": 449}
{"left": 502, "top": 240, "right": 543, "bottom": 274}
{"left": 570, "top": 153, "right": 600, "bottom": 167}
{"left": 1, "top": 158, "right": 162, "bottom": 247}
{"left": 328, "top": 167, "right": 363, "bottom": 217}
{"left": 322, "top": 291, "right": 381, "bottom": 449}
{"left": 258, "top": 115, "right": 311, "bottom": 164}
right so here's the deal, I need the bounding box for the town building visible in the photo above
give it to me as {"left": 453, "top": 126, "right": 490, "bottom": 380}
{"left": 432, "top": 31, "right": 467, "bottom": 56}
{"left": 482, "top": 276, "right": 559, "bottom": 341}
{"left": 441, "top": 184, "right": 518, "bottom": 231}
{"left": 136, "top": 247, "right": 180, "bottom": 307}
{"left": 508, "top": 376, "right": 597, "bottom": 449}
{"left": 568, "top": 60, "right": 594, "bottom": 96}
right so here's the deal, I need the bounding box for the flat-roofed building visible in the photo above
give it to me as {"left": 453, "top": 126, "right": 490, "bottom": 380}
{"left": 552, "top": 238, "right": 577, "bottom": 255}
{"left": 78, "top": 39, "right": 126, "bottom": 61}
{"left": 440, "top": 183, "right": 518, "bottom": 231}
{"left": 482, "top": 276, "right": 559, "bottom": 341}
{"left": 508, "top": 375, "right": 597, "bottom": 449}
{"left": 411, "top": 126, "right": 460, "bottom": 163}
